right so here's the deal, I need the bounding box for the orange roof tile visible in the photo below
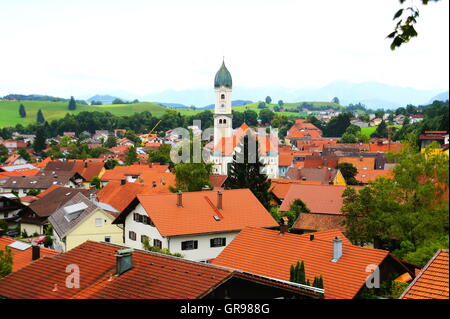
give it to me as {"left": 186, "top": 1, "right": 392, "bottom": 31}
{"left": 401, "top": 250, "right": 449, "bottom": 299}
{"left": 279, "top": 153, "right": 294, "bottom": 167}
{"left": 100, "top": 164, "right": 169, "bottom": 182}
{"left": 0, "top": 236, "right": 60, "bottom": 272}
{"left": 368, "top": 143, "right": 403, "bottom": 153}
{"left": 0, "top": 240, "right": 320, "bottom": 299}
{"left": 292, "top": 213, "right": 346, "bottom": 232}
{"left": 212, "top": 227, "right": 400, "bottom": 299}
{"left": 280, "top": 184, "right": 362, "bottom": 213}
{"left": 338, "top": 157, "right": 375, "bottom": 170}
{"left": 130, "top": 189, "right": 278, "bottom": 237}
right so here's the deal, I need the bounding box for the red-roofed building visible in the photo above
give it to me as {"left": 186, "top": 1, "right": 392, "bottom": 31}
{"left": 400, "top": 249, "right": 448, "bottom": 299}
{"left": 113, "top": 189, "right": 279, "bottom": 261}
{"left": 100, "top": 164, "right": 169, "bottom": 186}
{"left": 212, "top": 227, "right": 417, "bottom": 299}
{"left": 0, "top": 240, "right": 322, "bottom": 299}
{"left": 0, "top": 236, "right": 60, "bottom": 272}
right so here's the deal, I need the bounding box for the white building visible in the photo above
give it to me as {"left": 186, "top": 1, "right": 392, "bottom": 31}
{"left": 208, "top": 61, "right": 279, "bottom": 178}
{"left": 113, "top": 189, "right": 279, "bottom": 262}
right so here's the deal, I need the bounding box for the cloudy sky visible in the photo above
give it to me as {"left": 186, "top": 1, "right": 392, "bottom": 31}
{"left": 0, "top": 0, "right": 448, "bottom": 99}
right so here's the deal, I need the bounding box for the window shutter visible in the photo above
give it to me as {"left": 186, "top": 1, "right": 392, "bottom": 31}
{"left": 194, "top": 241, "right": 198, "bottom": 249}
{"left": 222, "top": 238, "right": 226, "bottom": 246}
{"left": 210, "top": 238, "right": 214, "bottom": 247}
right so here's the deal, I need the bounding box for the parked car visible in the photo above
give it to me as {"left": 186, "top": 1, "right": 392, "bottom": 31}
{"left": 5, "top": 230, "right": 19, "bottom": 238}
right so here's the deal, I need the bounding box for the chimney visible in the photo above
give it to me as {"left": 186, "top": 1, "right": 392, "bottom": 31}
{"left": 177, "top": 190, "right": 183, "bottom": 207}
{"left": 115, "top": 248, "right": 133, "bottom": 276}
{"left": 217, "top": 191, "right": 223, "bottom": 209}
{"left": 149, "top": 162, "right": 153, "bottom": 168}
{"left": 120, "top": 179, "right": 126, "bottom": 185}
{"left": 310, "top": 234, "right": 314, "bottom": 241}
{"left": 331, "top": 236, "right": 343, "bottom": 262}
{"left": 279, "top": 216, "right": 289, "bottom": 235}
{"left": 32, "top": 243, "right": 40, "bottom": 261}
{"left": 84, "top": 161, "right": 88, "bottom": 168}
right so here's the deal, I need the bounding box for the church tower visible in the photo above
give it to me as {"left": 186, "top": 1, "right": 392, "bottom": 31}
{"left": 213, "top": 60, "right": 233, "bottom": 146}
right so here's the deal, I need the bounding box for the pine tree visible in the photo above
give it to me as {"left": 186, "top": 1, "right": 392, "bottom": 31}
{"left": 289, "top": 264, "right": 295, "bottom": 282}
{"left": 298, "top": 261, "right": 306, "bottom": 285}
{"left": 68, "top": 96, "right": 77, "bottom": 110}
{"left": 32, "top": 126, "right": 47, "bottom": 153}
{"left": 19, "top": 104, "right": 26, "bottom": 118}
{"left": 224, "top": 134, "right": 272, "bottom": 209}
{"left": 36, "top": 109, "right": 45, "bottom": 124}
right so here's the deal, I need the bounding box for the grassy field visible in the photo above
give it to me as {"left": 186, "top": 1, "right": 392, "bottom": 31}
{"left": 360, "top": 125, "right": 401, "bottom": 138}
{"left": 0, "top": 99, "right": 346, "bottom": 128}
{"left": 0, "top": 100, "right": 168, "bottom": 127}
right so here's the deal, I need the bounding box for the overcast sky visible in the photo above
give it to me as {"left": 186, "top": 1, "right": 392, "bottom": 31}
{"left": 0, "top": 0, "right": 448, "bottom": 99}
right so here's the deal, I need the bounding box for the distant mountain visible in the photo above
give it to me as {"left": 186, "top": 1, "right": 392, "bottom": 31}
{"left": 428, "top": 91, "right": 449, "bottom": 103}
{"left": 2, "top": 94, "right": 87, "bottom": 104}
{"left": 138, "top": 81, "right": 445, "bottom": 110}
{"left": 154, "top": 102, "right": 189, "bottom": 109}
{"left": 87, "top": 94, "right": 122, "bottom": 105}
{"left": 202, "top": 100, "right": 253, "bottom": 110}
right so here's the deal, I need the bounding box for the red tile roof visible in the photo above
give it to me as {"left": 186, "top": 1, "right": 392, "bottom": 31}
{"left": 212, "top": 227, "right": 401, "bottom": 299}
{"left": 368, "top": 143, "right": 403, "bottom": 153}
{"left": 129, "top": 189, "right": 278, "bottom": 237}
{"left": 0, "top": 236, "right": 60, "bottom": 272}
{"left": 279, "top": 153, "right": 294, "bottom": 166}
{"left": 209, "top": 174, "right": 228, "bottom": 188}
{"left": 270, "top": 179, "right": 321, "bottom": 201}
{"left": 280, "top": 184, "right": 362, "bottom": 213}
{"left": 0, "top": 240, "right": 320, "bottom": 299}
{"left": 338, "top": 157, "right": 375, "bottom": 170}
{"left": 100, "top": 164, "right": 169, "bottom": 182}
{"left": 292, "top": 213, "right": 346, "bottom": 232}
{"left": 401, "top": 249, "right": 449, "bottom": 299}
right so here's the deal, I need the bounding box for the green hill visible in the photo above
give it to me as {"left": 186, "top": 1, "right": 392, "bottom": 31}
{"left": 0, "top": 100, "right": 168, "bottom": 127}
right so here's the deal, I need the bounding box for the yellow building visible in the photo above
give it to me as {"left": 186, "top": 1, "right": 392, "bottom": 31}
{"left": 48, "top": 192, "right": 122, "bottom": 252}
{"left": 333, "top": 169, "right": 347, "bottom": 186}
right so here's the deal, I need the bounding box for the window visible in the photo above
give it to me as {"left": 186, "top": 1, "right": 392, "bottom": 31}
{"left": 181, "top": 240, "right": 198, "bottom": 250}
{"left": 129, "top": 231, "right": 136, "bottom": 241}
{"left": 219, "top": 119, "right": 222, "bottom": 124}
{"left": 104, "top": 236, "right": 111, "bottom": 243}
{"left": 95, "top": 218, "right": 102, "bottom": 227}
{"left": 221, "top": 94, "right": 225, "bottom": 100}
{"left": 141, "top": 235, "right": 149, "bottom": 243}
{"left": 210, "top": 237, "right": 226, "bottom": 247}
{"left": 133, "top": 213, "right": 139, "bottom": 221}
{"left": 223, "top": 119, "right": 226, "bottom": 124}
{"left": 153, "top": 239, "right": 162, "bottom": 249}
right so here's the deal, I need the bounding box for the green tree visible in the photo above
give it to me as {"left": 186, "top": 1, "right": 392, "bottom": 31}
{"left": 332, "top": 97, "right": 340, "bottom": 104}
{"left": 0, "top": 246, "right": 13, "bottom": 278}
{"left": 36, "top": 109, "right": 45, "bottom": 124}
{"left": 105, "top": 159, "right": 119, "bottom": 169}
{"left": 173, "top": 162, "right": 212, "bottom": 192}
{"left": 258, "top": 102, "right": 267, "bottom": 109}
{"left": 337, "top": 163, "right": 359, "bottom": 185}
{"left": 371, "top": 120, "right": 388, "bottom": 138}
{"left": 224, "top": 134, "right": 272, "bottom": 209}
{"left": 104, "top": 136, "right": 117, "bottom": 148}
{"left": 68, "top": 96, "right": 77, "bottom": 110}
{"left": 265, "top": 96, "right": 272, "bottom": 104}
{"left": 148, "top": 143, "right": 173, "bottom": 166}
{"left": 243, "top": 110, "right": 258, "bottom": 126}
{"left": 388, "top": 0, "right": 441, "bottom": 50}
{"left": 124, "top": 146, "right": 138, "bottom": 165}
{"left": 90, "top": 176, "right": 102, "bottom": 189}
{"left": 19, "top": 103, "right": 26, "bottom": 118}
{"left": 278, "top": 100, "right": 284, "bottom": 107}
{"left": 32, "top": 126, "right": 47, "bottom": 153}
{"left": 259, "top": 109, "right": 275, "bottom": 125}
{"left": 341, "top": 140, "right": 449, "bottom": 265}
{"left": 323, "top": 112, "right": 352, "bottom": 137}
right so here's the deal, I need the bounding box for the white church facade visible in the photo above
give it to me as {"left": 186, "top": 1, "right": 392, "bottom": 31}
{"left": 208, "top": 61, "right": 279, "bottom": 179}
